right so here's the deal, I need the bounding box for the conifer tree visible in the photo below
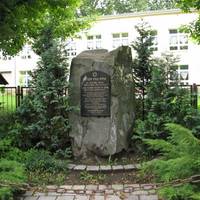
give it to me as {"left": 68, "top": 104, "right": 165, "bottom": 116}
{"left": 16, "top": 26, "right": 70, "bottom": 152}
{"left": 131, "top": 22, "right": 155, "bottom": 118}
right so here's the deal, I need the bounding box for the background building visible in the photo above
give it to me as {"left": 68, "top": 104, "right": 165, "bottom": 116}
{"left": 0, "top": 9, "right": 200, "bottom": 86}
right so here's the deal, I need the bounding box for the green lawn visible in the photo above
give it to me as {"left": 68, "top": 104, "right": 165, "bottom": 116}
{"left": 198, "top": 96, "right": 200, "bottom": 110}
{"left": 0, "top": 94, "right": 16, "bottom": 113}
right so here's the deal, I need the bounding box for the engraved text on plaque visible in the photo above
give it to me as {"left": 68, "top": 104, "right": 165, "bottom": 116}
{"left": 80, "top": 71, "right": 111, "bottom": 117}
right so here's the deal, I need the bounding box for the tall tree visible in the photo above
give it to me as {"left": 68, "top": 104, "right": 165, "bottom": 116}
{"left": 80, "top": 0, "right": 148, "bottom": 15}
{"left": 16, "top": 26, "right": 71, "bottom": 151}
{"left": 177, "top": 0, "right": 200, "bottom": 44}
{"left": 148, "top": 0, "right": 177, "bottom": 10}
{"left": 131, "top": 22, "right": 155, "bottom": 119}
{"left": 80, "top": 0, "right": 177, "bottom": 16}
{"left": 0, "top": 0, "right": 87, "bottom": 56}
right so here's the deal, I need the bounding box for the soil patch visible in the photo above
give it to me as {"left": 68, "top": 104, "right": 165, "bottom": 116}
{"left": 65, "top": 169, "right": 154, "bottom": 185}
{"left": 71, "top": 150, "right": 150, "bottom": 166}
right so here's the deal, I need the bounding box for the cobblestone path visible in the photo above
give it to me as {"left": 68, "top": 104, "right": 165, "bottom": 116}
{"left": 20, "top": 184, "right": 159, "bottom": 200}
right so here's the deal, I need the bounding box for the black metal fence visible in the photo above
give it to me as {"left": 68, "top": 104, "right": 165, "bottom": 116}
{"left": 0, "top": 86, "right": 30, "bottom": 114}
{"left": 0, "top": 84, "right": 200, "bottom": 114}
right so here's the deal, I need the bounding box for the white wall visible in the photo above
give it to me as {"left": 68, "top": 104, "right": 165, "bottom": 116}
{"left": 0, "top": 9, "right": 200, "bottom": 86}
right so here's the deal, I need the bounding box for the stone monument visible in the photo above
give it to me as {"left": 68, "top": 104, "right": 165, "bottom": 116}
{"left": 69, "top": 46, "right": 135, "bottom": 158}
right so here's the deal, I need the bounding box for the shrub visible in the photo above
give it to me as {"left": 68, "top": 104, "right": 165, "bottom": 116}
{"left": 132, "top": 55, "right": 200, "bottom": 153}
{"left": 13, "top": 26, "right": 72, "bottom": 152}
{"left": 24, "top": 149, "right": 68, "bottom": 173}
{"left": 142, "top": 123, "right": 200, "bottom": 200}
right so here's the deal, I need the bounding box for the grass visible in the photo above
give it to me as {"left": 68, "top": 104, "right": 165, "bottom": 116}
{"left": 0, "top": 93, "right": 16, "bottom": 113}
{"left": 198, "top": 96, "right": 200, "bottom": 110}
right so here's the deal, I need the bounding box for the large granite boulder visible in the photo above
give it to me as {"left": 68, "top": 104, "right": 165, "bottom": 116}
{"left": 69, "top": 46, "right": 135, "bottom": 158}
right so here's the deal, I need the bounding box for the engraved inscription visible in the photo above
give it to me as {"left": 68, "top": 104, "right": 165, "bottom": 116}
{"left": 81, "top": 71, "right": 111, "bottom": 117}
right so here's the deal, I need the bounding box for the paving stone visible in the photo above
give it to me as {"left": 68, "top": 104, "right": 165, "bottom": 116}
{"left": 74, "top": 165, "right": 87, "bottom": 171}
{"left": 74, "top": 195, "right": 90, "bottom": 200}
{"left": 72, "top": 185, "right": 85, "bottom": 190}
{"left": 123, "top": 164, "right": 136, "bottom": 170}
{"left": 46, "top": 185, "right": 58, "bottom": 191}
{"left": 62, "top": 193, "right": 76, "bottom": 196}
{"left": 126, "top": 195, "right": 139, "bottom": 200}
{"left": 105, "top": 189, "right": 114, "bottom": 194}
{"left": 23, "top": 191, "right": 33, "bottom": 196}
{"left": 98, "top": 185, "right": 108, "bottom": 191}
{"left": 59, "top": 185, "right": 73, "bottom": 190}
{"left": 140, "top": 195, "right": 158, "bottom": 200}
{"left": 57, "top": 189, "right": 65, "bottom": 193}
{"left": 99, "top": 165, "right": 112, "bottom": 171}
{"left": 68, "top": 164, "right": 76, "bottom": 170}
{"left": 132, "top": 190, "right": 148, "bottom": 195}
{"left": 38, "top": 196, "right": 57, "bottom": 200}
{"left": 33, "top": 192, "right": 48, "bottom": 196}
{"left": 85, "top": 185, "right": 98, "bottom": 190}
{"left": 57, "top": 196, "right": 75, "bottom": 200}
{"left": 86, "top": 165, "right": 100, "bottom": 171}
{"left": 142, "top": 184, "right": 154, "bottom": 190}
{"left": 148, "top": 190, "right": 157, "bottom": 194}
{"left": 67, "top": 190, "right": 76, "bottom": 194}
{"left": 94, "top": 195, "right": 105, "bottom": 200}
{"left": 124, "top": 188, "right": 132, "bottom": 193}
{"left": 111, "top": 165, "right": 124, "bottom": 171}
{"left": 47, "top": 192, "right": 61, "bottom": 196}
{"left": 124, "top": 184, "right": 140, "bottom": 189}
{"left": 106, "top": 195, "right": 121, "bottom": 200}
{"left": 111, "top": 184, "right": 123, "bottom": 190}
{"left": 24, "top": 197, "right": 38, "bottom": 200}
{"left": 85, "top": 190, "right": 94, "bottom": 194}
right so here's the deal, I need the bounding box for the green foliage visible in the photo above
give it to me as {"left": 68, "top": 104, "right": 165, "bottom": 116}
{"left": 15, "top": 27, "right": 72, "bottom": 152}
{"left": 132, "top": 22, "right": 155, "bottom": 90}
{"left": 24, "top": 149, "right": 68, "bottom": 173}
{"left": 177, "top": 0, "right": 200, "bottom": 44}
{"left": 133, "top": 52, "right": 200, "bottom": 152}
{"left": 0, "top": 159, "right": 27, "bottom": 200}
{"left": 0, "top": 0, "right": 88, "bottom": 55}
{"left": 148, "top": 0, "right": 177, "bottom": 10}
{"left": 142, "top": 123, "right": 200, "bottom": 200}
{"left": 28, "top": 171, "right": 66, "bottom": 186}
{"left": 0, "top": 139, "right": 24, "bottom": 163}
{"left": 80, "top": 0, "right": 177, "bottom": 16}
{"left": 80, "top": 171, "right": 106, "bottom": 182}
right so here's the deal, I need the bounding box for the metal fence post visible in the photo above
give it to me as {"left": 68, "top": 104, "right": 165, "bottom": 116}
{"left": 191, "top": 83, "right": 198, "bottom": 110}
{"left": 16, "top": 86, "right": 21, "bottom": 108}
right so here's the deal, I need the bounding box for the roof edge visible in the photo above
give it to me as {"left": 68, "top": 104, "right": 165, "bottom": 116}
{"left": 97, "top": 9, "right": 196, "bottom": 21}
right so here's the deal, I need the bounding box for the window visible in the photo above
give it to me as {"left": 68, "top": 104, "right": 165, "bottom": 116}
{"left": 169, "top": 29, "right": 188, "bottom": 51}
{"left": 0, "top": 71, "right": 11, "bottom": 85}
{"left": 112, "top": 32, "right": 129, "bottom": 48}
{"left": 66, "top": 40, "right": 77, "bottom": 58}
{"left": 170, "top": 65, "right": 189, "bottom": 85}
{"left": 0, "top": 52, "right": 12, "bottom": 60}
{"left": 151, "top": 30, "right": 158, "bottom": 51}
{"left": 20, "top": 45, "right": 32, "bottom": 59}
{"left": 19, "top": 71, "right": 31, "bottom": 87}
{"left": 87, "top": 35, "right": 102, "bottom": 50}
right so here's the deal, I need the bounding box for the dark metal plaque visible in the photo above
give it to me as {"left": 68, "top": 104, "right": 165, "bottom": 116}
{"left": 80, "top": 71, "right": 111, "bottom": 117}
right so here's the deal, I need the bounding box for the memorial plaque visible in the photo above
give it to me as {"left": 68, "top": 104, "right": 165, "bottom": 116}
{"left": 81, "top": 71, "right": 111, "bottom": 117}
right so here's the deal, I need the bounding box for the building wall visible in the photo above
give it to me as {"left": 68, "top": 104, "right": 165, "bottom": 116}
{"left": 0, "top": 9, "right": 200, "bottom": 86}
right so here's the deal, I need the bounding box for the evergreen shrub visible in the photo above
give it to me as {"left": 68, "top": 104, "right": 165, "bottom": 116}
{"left": 142, "top": 123, "right": 200, "bottom": 200}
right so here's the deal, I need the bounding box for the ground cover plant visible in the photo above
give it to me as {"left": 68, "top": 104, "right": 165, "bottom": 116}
{"left": 142, "top": 123, "right": 200, "bottom": 200}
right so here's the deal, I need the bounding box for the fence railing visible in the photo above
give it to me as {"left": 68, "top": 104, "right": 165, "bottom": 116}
{"left": 0, "top": 86, "right": 30, "bottom": 114}
{"left": 0, "top": 84, "right": 200, "bottom": 114}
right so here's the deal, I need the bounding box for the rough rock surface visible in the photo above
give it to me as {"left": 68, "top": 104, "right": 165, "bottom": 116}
{"left": 69, "top": 46, "right": 135, "bottom": 158}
